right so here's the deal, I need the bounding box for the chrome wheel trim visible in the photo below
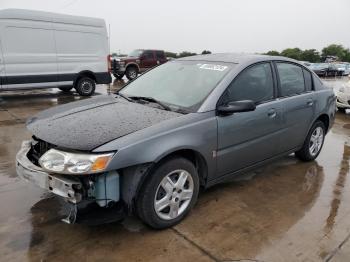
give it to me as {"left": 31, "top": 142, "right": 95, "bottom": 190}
{"left": 129, "top": 70, "right": 137, "bottom": 79}
{"left": 154, "top": 169, "right": 194, "bottom": 220}
{"left": 309, "top": 126, "right": 324, "bottom": 156}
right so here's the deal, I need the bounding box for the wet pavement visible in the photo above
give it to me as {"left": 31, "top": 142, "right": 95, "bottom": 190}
{"left": 1, "top": 77, "right": 350, "bottom": 261}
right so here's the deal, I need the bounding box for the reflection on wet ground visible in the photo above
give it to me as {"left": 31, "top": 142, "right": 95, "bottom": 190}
{"left": 1, "top": 77, "right": 350, "bottom": 261}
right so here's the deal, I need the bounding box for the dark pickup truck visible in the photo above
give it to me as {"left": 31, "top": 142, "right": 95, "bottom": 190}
{"left": 112, "top": 49, "right": 168, "bottom": 80}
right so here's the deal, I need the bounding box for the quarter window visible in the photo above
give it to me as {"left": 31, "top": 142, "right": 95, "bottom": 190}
{"left": 303, "top": 69, "right": 313, "bottom": 91}
{"left": 276, "top": 63, "right": 305, "bottom": 96}
{"left": 156, "top": 51, "right": 165, "bottom": 60}
{"left": 222, "top": 63, "right": 274, "bottom": 104}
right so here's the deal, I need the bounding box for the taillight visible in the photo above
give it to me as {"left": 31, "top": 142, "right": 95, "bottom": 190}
{"left": 107, "top": 55, "right": 112, "bottom": 72}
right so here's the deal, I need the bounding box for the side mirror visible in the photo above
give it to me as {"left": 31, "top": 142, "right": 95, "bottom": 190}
{"left": 217, "top": 100, "right": 256, "bottom": 115}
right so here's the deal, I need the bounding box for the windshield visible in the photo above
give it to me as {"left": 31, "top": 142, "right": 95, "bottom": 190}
{"left": 119, "top": 60, "right": 233, "bottom": 112}
{"left": 129, "top": 49, "right": 143, "bottom": 57}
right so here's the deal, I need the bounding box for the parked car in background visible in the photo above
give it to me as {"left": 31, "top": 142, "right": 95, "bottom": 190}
{"left": 111, "top": 49, "right": 167, "bottom": 80}
{"left": 336, "top": 81, "right": 350, "bottom": 112}
{"left": 0, "top": 9, "right": 111, "bottom": 96}
{"left": 334, "top": 63, "right": 350, "bottom": 76}
{"left": 17, "top": 54, "right": 335, "bottom": 228}
{"left": 309, "top": 63, "right": 339, "bottom": 77}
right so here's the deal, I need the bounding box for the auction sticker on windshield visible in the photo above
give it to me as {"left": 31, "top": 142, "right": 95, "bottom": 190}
{"left": 197, "top": 64, "right": 228, "bottom": 71}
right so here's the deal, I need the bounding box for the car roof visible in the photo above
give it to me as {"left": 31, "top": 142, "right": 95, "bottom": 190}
{"left": 178, "top": 53, "right": 297, "bottom": 65}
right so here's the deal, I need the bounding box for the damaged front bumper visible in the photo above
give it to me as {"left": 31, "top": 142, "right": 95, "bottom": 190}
{"left": 16, "top": 141, "right": 83, "bottom": 203}
{"left": 16, "top": 141, "right": 125, "bottom": 224}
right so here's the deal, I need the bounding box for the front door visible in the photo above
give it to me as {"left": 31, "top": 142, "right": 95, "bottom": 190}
{"left": 216, "top": 62, "right": 284, "bottom": 177}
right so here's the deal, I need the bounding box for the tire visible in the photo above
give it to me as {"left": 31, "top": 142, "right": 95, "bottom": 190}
{"left": 136, "top": 157, "right": 199, "bottom": 229}
{"left": 59, "top": 86, "right": 73, "bottom": 92}
{"left": 295, "top": 121, "right": 326, "bottom": 162}
{"left": 113, "top": 73, "right": 124, "bottom": 80}
{"left": 125, "top": 66, "right": 138, "bottom": 80}
{"left": 75, "top": 77, "right": 96, "bottom": 96}
{"left": 338, "top": 107, "right": 347, "bottom": 113}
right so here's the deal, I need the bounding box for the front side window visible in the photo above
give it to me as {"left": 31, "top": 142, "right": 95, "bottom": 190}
{"left": 120, "top": 61, "right": 233, "bottom": 112}
{"left": 222, "top": 63, "right": 274, "bottom": 104}
{"left": 277, "top": 63, "right": 305, "bottom": 96}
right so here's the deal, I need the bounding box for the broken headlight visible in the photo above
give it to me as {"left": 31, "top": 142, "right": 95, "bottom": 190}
{"left": 39, "top": 149, "right": 114, "bottom": 175}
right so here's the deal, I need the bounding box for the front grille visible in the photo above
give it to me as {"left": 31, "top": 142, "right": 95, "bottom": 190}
{"left": 27, "top": 136, "right": 56, "bottom": 166}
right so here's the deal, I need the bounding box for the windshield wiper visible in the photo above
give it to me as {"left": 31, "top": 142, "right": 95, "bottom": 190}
{"left": 128, "top": 96, "right": 172, "bottom": 111}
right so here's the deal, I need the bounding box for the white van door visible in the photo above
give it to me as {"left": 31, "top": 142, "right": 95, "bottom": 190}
{"left": 0, "top": 40, "right": 4, "bottom": 88}
{"left": 2, "top": 20, "right": 58, "bottom": 89}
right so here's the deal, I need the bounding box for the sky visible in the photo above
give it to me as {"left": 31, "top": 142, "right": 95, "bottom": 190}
{"left": 1, "top": 0, "right": 349, "bottom": 55}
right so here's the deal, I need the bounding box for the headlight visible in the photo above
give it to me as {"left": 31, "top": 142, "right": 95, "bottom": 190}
{"left": 39, "top": 149, "right": 114, "bottom": 175}
{"left": 339, "top": 87, "right": 345, "bottom": 93}
{"left": 119, "top": 61, "right": 125, "bottom": 66}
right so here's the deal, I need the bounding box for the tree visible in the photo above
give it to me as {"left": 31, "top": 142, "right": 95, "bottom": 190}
{"left": 178, "top": 51, "right": 197, "bottom": 58}
{"left": 281, "top": 48, "right": 303, "bottom": 60}
{"left": 165, "top": 51, "right": 177, "bottom": 58}
{"left": 264, "top": 50, "right": 280, "bottom": 56}
{"left": 201, "top": 50, "right": 212, "bottom": 55}
{"left": 300, "top": 49, "right": 321, "bottom": 62}
{"left": 322, "top": 44, "right": 345, "bottom": 59}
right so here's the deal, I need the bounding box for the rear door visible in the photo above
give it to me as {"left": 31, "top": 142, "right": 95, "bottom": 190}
{"left": 140, "top": 50, "right": 157, "bottom": 71}
{"left": 275, "top": 62, "right": 315, "bottom": 152}
{"left": 155, "top": 50, "right": 167, "bottom": 65}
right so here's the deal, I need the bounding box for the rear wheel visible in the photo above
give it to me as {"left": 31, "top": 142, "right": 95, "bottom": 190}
{"left": 136, "top": 157, "right": 199, "bottom": 229}
{"left": 59, "top": 86, "right": 73, "bottom": 92}
{"left": 125, "top": 66, "right": 138, "bottom": 80}
{"left": 75, "top": 77, "right": 96, "bottom": 96}
{"left": 295, "top": 121, "right": 325, "bottom": 161}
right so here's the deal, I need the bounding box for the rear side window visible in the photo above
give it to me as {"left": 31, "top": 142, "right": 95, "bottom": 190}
{"left": 156, "top": 51, "right": 165, "bottom": 60}
{"left": 276, "top": 63, "right": 305, "bottom": 97}
{"left": 222, "top": 63, "right": 274, "bottom": 104}
{"left": 303, "top": 69, "right": 313, "bottom": 91}
{"left": 143, "top": 51, "right": 154, "bottom": 59}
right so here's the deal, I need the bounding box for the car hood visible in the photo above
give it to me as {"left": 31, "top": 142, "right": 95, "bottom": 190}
{"left": 26, "top": 95, "right": 181, "bottom": 151}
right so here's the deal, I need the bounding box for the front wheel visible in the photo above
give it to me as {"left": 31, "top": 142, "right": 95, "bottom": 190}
{"left": 136, "top": 157, "right": 199, "bottom": 229}
{"left": 75, "top": 77, "right": 96, "bottom": 96}
{"left": 125, "top": 66, "right": 138, "bottom": 80}
{"left": 295, "top": 121, "right": 325, "bottom": 161}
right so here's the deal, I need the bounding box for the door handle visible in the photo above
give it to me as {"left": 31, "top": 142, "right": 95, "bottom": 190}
{"left": 307, "top": 99, "right": 314, "bottom": 106}
{"left": 267, "top": 108, "right": 277, "bottom": 118}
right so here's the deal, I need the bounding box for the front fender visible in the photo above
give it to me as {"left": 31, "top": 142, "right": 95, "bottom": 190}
{"left": 94, "top": 111, "right": 218, "bottom": 181}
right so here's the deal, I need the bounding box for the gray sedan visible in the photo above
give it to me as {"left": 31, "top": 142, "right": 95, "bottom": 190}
{"left": 16, "top": 54, "right": 336, "bottom": 228}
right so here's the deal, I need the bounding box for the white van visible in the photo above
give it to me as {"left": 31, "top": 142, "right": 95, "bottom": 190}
{"left": 0, "top": 9, "right": 111, "bottom": 96}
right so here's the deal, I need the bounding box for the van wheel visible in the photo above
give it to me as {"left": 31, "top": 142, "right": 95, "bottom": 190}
{"left": 136, "top": 157, "right": 199, "bottom": 229}
{"left": 295, "top": 121, "right": 325, "bottom": 161}
{"left": 126, "top": 66, "right": 138, "bottom": 80}
{"left": 75, "top": 77, "right": 96, "bottom": 96}
{"left": 59, "top": 86, "right": 73, "bottom": 92}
